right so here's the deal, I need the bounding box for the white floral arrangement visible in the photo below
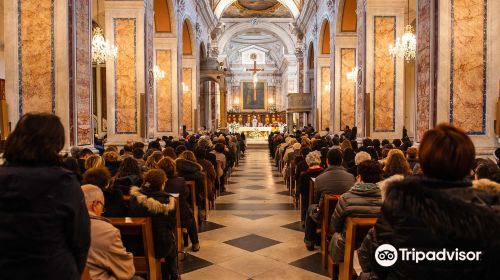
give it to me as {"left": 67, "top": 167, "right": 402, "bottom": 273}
{"left": 228, "top": 122, "right": 240, "bottom": 134}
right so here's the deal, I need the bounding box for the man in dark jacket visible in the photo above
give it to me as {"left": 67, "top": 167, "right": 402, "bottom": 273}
{"left": 330, "top": 160, "right": 383, "bottom": 263}
{"left": 304, "top": 149, "right": 356, "bottom": 250}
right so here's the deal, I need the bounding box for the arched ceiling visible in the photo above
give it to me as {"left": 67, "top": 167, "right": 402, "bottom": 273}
{"left": 224, "top": 30, "right": 285, "bottom": 68}
{"left": 214, "top": 0, "right": 300, "bottom": 18}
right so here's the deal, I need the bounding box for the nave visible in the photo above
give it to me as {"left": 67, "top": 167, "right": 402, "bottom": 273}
{"left": 182, "top": 145, "right": 329, "bottom": 280}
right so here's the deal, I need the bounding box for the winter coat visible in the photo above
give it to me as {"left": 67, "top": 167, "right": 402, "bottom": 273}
{"left": 297, "top": 167, "right": 324, "bottom": 198}
{"left": 314, "top": 165, "right": 355, "bottom": 204}
{"left": 0, "top": 166, "right": 90, "bottom": 279}
{"left": 128, "top": 187, "right": 177, "bottom": 259}
{"left": 176, "top": 159, "right": 204, "bottom": 207}
{"left": 197, "top": 159, "right": 216, "bottom": 201}
{"left": 102, "top": 187, "right": 128, "bottom": 218}
{"left": 357, "top": 176, "right": 500, "bottom": 280}
{"left": 165, "top": 177, "right": 193, "bottom": 227}
{"left": 113, "top": 174, "right": 142, "bottom": 196}
{"left": 330, "top": 182, "right": 382, "bottom": 263}
{"left": 87, "top": 214, "right": 135, "bottom": 280}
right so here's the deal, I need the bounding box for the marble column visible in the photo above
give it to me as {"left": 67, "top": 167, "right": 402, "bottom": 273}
{"left": 5, "top": 0, "right": 93, "bottom": 149}
{"left": 104, "top": 0, "right": 145, "bottom": 144}
{"left": 415, "top": 0, "right": 435, "bottom": 142}
{"left": 356, "top": 0, "right": 367, "bottom": 137}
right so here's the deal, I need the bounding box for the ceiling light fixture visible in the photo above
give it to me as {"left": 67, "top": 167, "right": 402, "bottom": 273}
{"left": 388, "top": 0, "right": 416, "bottom": 62}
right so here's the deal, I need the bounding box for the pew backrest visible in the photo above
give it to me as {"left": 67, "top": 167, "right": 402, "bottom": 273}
{"left": 338, "top": 217, "right": 378, "bottom": 280}
{"left": 109, "top": 217, "right": 160, "bottom": 280}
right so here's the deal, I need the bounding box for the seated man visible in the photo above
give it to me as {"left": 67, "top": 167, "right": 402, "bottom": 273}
{"left": 330, "top": 160, "right": 383, "bottom": 263}
{"left": 304, "top": 149, "right": 355, "bottom": 250}
{"left": 81, "top": 184, "right": 136, "bottom": 280}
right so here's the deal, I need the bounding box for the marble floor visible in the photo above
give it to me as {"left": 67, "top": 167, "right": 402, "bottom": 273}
{"left": 181, "top": 145, "right": 330, "bottom": 280}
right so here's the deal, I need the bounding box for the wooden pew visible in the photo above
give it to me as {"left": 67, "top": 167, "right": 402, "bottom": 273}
{"left": 185, "top": 181, "right": 199, "bottom": 231}
{"left": 289, "top": 161, "right": 296, "bottom": 197}
{"left": 109, "top": 217, "right": 161, "bottom": 280}
{"left": 169, "top": 194, "right": 183, "bottom": 255}
{"left": 299, "top": 177, "right": 316, "bottom": 220}
{"left": 337, "top": 217, "right": 378, "bottom": 280}
{"left": 201, "top": 171, "right": 211, "bottom": 217}
{"left": 321, "top": 194, "right": 341, "bottom": 270}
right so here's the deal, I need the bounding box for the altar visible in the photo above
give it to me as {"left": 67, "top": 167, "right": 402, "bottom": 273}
{"left": 238, "top": 127, "right": 272, "bottom": 144}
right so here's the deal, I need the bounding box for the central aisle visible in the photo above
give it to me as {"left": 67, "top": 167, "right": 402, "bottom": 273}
{"left": 181, "top": 145, "right": 330, "bottom": 279}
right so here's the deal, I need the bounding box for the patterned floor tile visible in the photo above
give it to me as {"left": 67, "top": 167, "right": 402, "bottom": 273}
{"left": 224, "top": 234, "right": 281, "bottom": 252}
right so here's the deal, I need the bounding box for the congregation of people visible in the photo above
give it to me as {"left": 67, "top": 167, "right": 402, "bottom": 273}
{"left": 271, "top": 124, "right": 500, "bottom": 279}
{"left": 0, "top": 113, "right": 246, "bottom": 280}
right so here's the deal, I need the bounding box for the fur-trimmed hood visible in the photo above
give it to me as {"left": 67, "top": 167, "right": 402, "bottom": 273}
{"left": 378, "top": 174, "right": 405, "bottom": 201}
{"left": 473, "top": 178, "right": 500, "bottom": 194}
{"left": 384, "top": 177, "right": 500, "bottom": 241}
{"left": 129, "top": 186, "right": 175, "bottom": 215}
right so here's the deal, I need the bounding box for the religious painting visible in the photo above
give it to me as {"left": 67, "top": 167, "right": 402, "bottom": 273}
{"left": 241, "top": 81, "right": 267, "bottom": 111}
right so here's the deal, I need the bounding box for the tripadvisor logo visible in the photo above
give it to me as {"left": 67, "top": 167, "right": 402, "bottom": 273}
{"left": 375, "top": 244, "right": 483, "bottom": 267}
{"left": 375, "top": 244, "right": 398, "bottom": 267}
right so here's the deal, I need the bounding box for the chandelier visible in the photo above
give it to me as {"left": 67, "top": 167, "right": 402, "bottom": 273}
{"left": 346, "top": 67, "right": 359, "bottom": 82}
{"left": 153, "top": 65, "right": 165, "bottom": 81}
{"left": 388, "top": 25, "right": 416, "bottom": 62}
{"left": 92, "top": 27, "right": 118, "bottom": 64}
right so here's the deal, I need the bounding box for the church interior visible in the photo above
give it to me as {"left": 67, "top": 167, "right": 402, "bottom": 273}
{"left": 0, "top": 0, "right": 499, "bottom": 279}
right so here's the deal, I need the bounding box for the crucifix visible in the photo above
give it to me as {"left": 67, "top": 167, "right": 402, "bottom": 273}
{"left": 245, "top": 53, "right": 264, "bottom": 101}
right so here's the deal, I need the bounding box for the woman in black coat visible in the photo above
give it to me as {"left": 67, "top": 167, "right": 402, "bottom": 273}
{"left": 129, "top": 169, "right": 178, "bottom": 280}
{"left": 0, "top": 113, "right": 90, "bottom": 280}
{"left": 357, "top": 124, "right": 500, "bottom": 280}
{"left": 158, "top": 157, "right": 200, "bottom": 252}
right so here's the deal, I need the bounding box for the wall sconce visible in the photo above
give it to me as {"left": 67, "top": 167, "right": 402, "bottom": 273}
{"left": 324, "top": 82, "right": 331, "bottom": 92}
{"left": 182, "top": 82, "right": 189, "bottom": 92}
{"left": 347, "top": 67, "right": 359, "bottom": 82}
{"left": 234, "top": 97, "right": 240, "bottom": 105}
{"left": 268, "top": 97, "right": 274, "bottom": 105}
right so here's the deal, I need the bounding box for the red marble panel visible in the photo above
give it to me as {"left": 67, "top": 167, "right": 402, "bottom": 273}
{"left": 416, "top": 0, "right": 431, "bottom": 141}
{"left": 75, "top": 0, "right": 92, "bottom": 145}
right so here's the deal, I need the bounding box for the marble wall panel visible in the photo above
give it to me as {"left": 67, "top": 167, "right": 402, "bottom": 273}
{"left": 182, "top": 67, "right": 192, "bottom": 131}
{"left": 75, "top": 0, "right": 92, "bottom": 145}
{"left": 450, "top": 0, "right": 486, "bottom": 134}
{"left": 320, "top": 67, "right": 330, "bottom": 131}
{"left": 114, "top": 19, "right": 137, "bottom": 134}
{"left": 156, "top": 50, "right": 173, "bottom": 132}
{"left": 373, "top": 16, "right": 396, "bottom": 132}
{"left": 145, "top": 0, "right": 155, "bottom": 137}
{"left": 19, "top": 0, "right": 54, "bottom": 114}
{"left": 340, "top": 48, "right": 356, "bottom": 129}
{"left": 416, "top": 0, "right": 432, "bottom": 141}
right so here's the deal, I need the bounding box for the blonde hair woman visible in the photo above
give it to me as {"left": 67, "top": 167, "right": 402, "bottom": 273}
{"left": 85, "top": 154, "right": 105, "bottom": 170}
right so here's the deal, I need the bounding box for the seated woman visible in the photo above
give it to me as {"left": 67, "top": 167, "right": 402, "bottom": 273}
{"left": 297, "top": 151, "right": 324, "bottom": 222}
{"left": 103, "top": 151, "right": 121, "bottom": 176}
{"left": 113, "top": 157, "right": 143, "bottom": 196}
{"left": 357, "top": 124, "right": 500, "bottom": 280}
{"left": 195, "top": 147, "right": 216, "bottom": 203}
{"left": 211, "top": 143, "right": 227, "bottom": 193}
{"left": 330, "top": 160, "right": 383, "bottom": 263}
{"left": 83, "top": 167, "right": 128, "bottom": 217}
{"left": 382, "top": 149, "right": 412, "bottom": 178}
{"left": 129, "top": 169, "right": 178, "bottom": 280}
{"left": 145, "top": 151, "right": 164, "bottom": 170}
{"left": 158, "top": 157, "right": 200, "bottom": 252}
{"left": 176, "top": 151, "right": 205, "bottom": 212}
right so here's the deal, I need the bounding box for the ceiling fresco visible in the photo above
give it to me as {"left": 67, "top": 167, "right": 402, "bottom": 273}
{"left": 222, "top": 0, "right": 293, "bottom": 18}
